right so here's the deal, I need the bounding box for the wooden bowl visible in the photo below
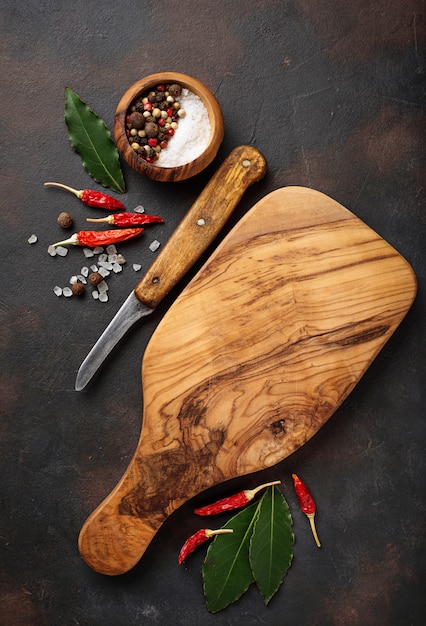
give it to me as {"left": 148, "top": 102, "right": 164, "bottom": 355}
{"left": 114, "top": 72, "right": 224, "bottom": 182}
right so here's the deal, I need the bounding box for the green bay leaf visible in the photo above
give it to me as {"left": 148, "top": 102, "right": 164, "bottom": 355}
{"left": 202, "top": 499, "right": 260, "bottom": 613}
{"left": 249, "top": 485, "right": 294, "bottom": 605}
{"left": 64, "top": 88, "right": 125, "bottom": 193}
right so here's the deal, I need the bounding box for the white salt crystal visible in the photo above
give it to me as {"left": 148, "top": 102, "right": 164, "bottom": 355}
{"left": 108, "top": 254, "right": 118, "bottom": 263}
{"left": 116, "top": 254, "right": 126, "bottom": 265}
{"left": 81, "top": 266, "right": 89, "bottom": 277}
{"left": 99, "top": 292, "right": 109, "bottom": 302}
{"left": 149, "top": 240, "right": 160, "bottom": 252}
{"left": 112, "top": 263, "right": 122, "bottom": 273}
{"left": 90, "top": 264, "right": 98, "bottom": 272}
{"left": 98, "top": 253, "right": 107, "bottom": 262}
{"left": 69, "top": 276, "right": 78, "bottom": 284}
{"left": 53, "top": 286, "right": 62, "bottom": 296}
{"left": 28, "top": 234, "right": 38, "bottom": 244}
{"left": 63, "top": 287, "right": 73, "bottom": 297}
{"left": 77, "top": 274, "right": 87, "bottom": 284}
{"left": 92, "top": 290, "right": 99, "bottom": 300}
{"left": 98, "top": 261, "right": 113, "bottom": 270}
{"left": 83, "top": 248, "right": 95, "bottom": 258}
{"left": 134, "top": 205, "right": 145, "bottom": 213}
{"left": 98, "top": 280, "right": 109, "bottom": 294}
{"left": 133, "top": 264, "right": 142, "bottom": 271}
{"left": 98, "top": 267, "right": 110, "bottom": 277}
{"left": 93, "top": 246, "right": 104, "bottom": 254}
{"left": 156, "top": 89, "right": 211, "bottom": 167}
{"left": 48, "top": 245, "right": 57, "bottom": 257}
{"left": 106, "top": 245, "right": 117, "bottom": 255}
{"left": 55, "top": 246, "right": 68, "bottom": 257}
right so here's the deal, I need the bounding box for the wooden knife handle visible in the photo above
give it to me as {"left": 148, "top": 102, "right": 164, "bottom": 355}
{"left": 134, "top": 145, "right": 267, "bottom": 308}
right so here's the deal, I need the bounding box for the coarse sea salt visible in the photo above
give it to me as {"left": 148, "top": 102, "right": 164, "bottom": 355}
{"left": 28, "top": 234, "right": 38, "bottom": 244}
{"left": 149, "top": 240, "right": 161, "bottom": 252}
{"left": 156, "top": 89, "right": 211, "bottom": 167}
{"left": 133, "top": 264, "right": 142, "bottom": 271}
{"left": 55, "top": 246, "right": 68, "bottom": 257}
{"left": 98, "top": 266, "right": 110, "bottom": 278}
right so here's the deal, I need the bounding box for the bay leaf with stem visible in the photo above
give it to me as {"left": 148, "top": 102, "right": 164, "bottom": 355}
{"left": 202, "top": 499, "right": 260, "bottom": 613}
{"left": 64, "top": 88, "right": 125, "bottom": 194}
{"left": 249, "top": 485, "right": 294, "bottom": 604}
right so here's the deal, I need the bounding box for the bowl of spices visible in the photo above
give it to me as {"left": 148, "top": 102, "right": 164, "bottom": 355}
{"left": 114, "top": 72, "right": 224, "bottom": 182}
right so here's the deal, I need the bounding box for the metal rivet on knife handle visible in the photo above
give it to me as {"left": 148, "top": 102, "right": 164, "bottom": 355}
{"left": 135, "top": 145, "right": 267, "bottom": 310}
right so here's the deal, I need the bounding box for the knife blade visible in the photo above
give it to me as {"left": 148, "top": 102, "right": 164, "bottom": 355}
{"left": 75, "top": 145, "right": 267, "bottom": 391}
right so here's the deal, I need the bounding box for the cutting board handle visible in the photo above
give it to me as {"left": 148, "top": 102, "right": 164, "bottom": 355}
{"left": 135, "top": 145, "right": 267, "bottom": 308}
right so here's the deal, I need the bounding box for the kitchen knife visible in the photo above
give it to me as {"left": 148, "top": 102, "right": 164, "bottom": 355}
{"left": 75, "top": 145, "right": 267, "bottom": 391}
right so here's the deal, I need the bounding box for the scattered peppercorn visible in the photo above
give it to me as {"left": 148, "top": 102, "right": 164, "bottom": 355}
{"left": 71, "top": 282, "right": 85, "bottom": 296}
{"left": 88, "top": 272, "right": 103, "bottom": 286}
{"left": 57, "top": 212, "right": 73, "bottom": 229}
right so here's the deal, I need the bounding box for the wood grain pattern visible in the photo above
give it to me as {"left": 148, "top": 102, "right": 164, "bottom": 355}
{"left": 78, "top": 187, "right": 417, "bottom": 576}
{"left": 114, "top": 72, "right": 225, "bottom": 182}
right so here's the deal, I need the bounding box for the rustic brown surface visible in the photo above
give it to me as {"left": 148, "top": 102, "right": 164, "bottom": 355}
{"left": 0, "top": 0, "right": 424, "bottom": 624}
{"left": 79, "top": 187, "right": 416, "bottom": 575}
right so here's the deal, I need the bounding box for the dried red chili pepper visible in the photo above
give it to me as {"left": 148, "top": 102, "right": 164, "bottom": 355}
{"left": 51, "top": 228, "right": 143, "bottom": 248}
{"left": 292, "top": 473, "right": 321, "bottom": 547}
{"left": 194, "top": 480, "right": 281, "bottom": 516}
{"left": 178, "top": 528, "right": 233, "bottom": 565}
{"left": 86, "top": 213, "right": 163, "bottom": 227}
{"left": 44, "top": 182, "right": 126, "bottom": 210}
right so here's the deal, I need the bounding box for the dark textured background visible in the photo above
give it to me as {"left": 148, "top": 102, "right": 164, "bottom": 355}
{"left": 1, "top": 1, "right": 425, "bottom": 624}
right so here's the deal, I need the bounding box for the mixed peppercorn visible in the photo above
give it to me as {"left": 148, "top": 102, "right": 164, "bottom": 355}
{"left": 126, "top": 83, "right": 186, "bottom": 162}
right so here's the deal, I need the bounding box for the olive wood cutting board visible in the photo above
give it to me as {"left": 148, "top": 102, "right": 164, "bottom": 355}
{"left": 78, "top": 186, "right": 417, "bottom": 575}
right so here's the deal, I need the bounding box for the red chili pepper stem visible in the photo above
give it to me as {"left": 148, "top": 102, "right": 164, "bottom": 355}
{"left": 87, "top": 216, "right": 117, "bottom": 224}
{"left": 292, "top": 473, "right": 321, "bottom": 548}
{"left": 205, "top": 528, "right": 234, "bottom": 539}
{"left": 51, "top": 233, "right": 80, "bottom": 247}
{"left": 243, "top": 480, "right": 281, "bottom": 501}
{"left": 44, "top": 182, "right": 87, "bottom": 199}
{"left": 307, "top": 513, "right": 321, "bottom": 548}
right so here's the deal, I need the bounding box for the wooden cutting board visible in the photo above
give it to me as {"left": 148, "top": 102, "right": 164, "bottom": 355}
{"left": 78, "top": 186, "right": 417, "bottom": 575}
